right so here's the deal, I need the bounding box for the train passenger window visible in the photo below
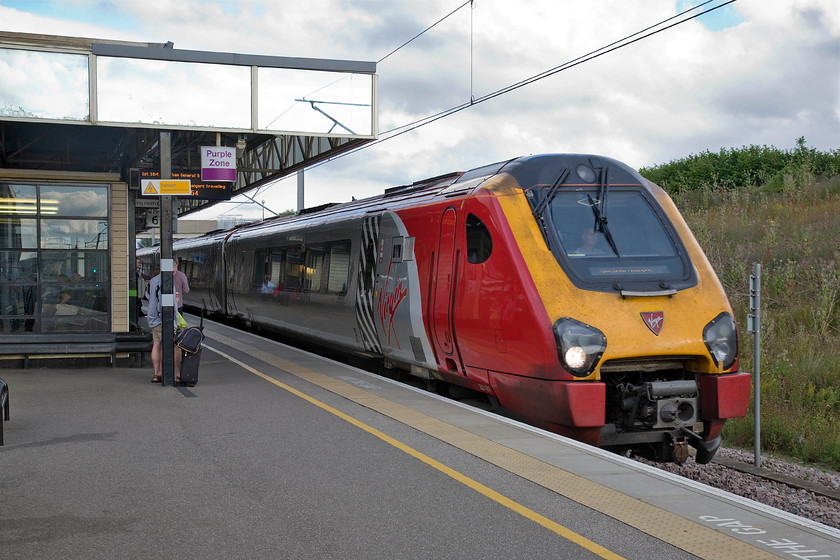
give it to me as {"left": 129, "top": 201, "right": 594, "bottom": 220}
{"left": 304, "top": 246, "right": 325, "bottom": 292}
{"left": 466, "top": 213, "right": 492, "bottom": 264}
{"left": 254, "top": 249, "right": 270, "bottom": 288}
{"left": 283, "top": 247, "right": 303, "bottom": 292}
{"left": 327, "top": 242, "right": 351, "bottom": 294}
{"left": 269, "top": 252, "right": 284, "bottom": 285}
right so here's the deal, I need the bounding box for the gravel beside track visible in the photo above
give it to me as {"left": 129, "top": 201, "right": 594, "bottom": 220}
{"left": 635, "top": 448, "right": 840, "bottom": 529}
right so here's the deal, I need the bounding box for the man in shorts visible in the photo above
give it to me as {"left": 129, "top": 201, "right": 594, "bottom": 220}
{"left": 147, "top": 270, "right": 182, "bottom": 383}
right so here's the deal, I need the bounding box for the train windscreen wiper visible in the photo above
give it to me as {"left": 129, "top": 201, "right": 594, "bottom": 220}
{"left": 532, "top": 167, "right": 571, "bottom": 217}
{"left": 586, "top": 192, "right": 619, "bottom": 257}
{"left": 598, "top": 166, "right": 610, "bottom": 222}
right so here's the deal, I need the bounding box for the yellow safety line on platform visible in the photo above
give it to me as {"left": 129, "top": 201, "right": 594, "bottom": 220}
{"left": 207, "top": 344, "right": 625, "bottom": 560}
{"left": 204, "top": 332, "right": 778, "bottom": 560}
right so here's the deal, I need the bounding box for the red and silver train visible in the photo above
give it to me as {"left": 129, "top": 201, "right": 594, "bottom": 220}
{"left": 140, "top": 154, "right": 751, "bottom": 464}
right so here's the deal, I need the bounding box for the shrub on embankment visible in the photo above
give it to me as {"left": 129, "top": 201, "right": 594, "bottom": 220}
{"left": 640, "top": 138, "right": 840, "bottom": 470}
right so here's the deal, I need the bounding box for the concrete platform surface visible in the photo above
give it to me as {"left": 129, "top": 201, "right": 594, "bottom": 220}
{"left": 1, "top": 319, "right": 837, "bottom": 560}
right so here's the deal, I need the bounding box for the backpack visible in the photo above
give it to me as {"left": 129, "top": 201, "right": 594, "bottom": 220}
{"left": 174, "top": 326, "right": 204, "bottom": 354}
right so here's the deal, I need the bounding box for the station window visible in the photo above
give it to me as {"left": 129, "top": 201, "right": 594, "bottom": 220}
{"left": 0, "top": 182, "right": 110, "bottom": 334}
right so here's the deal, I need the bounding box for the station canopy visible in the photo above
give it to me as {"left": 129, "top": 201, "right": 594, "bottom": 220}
{"left": 0, "top": 31, "right": 377, "bottom": 217}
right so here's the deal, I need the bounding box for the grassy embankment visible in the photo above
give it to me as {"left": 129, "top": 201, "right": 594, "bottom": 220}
{"left": 640, "top": 138, "right": 840, "bottom": 470}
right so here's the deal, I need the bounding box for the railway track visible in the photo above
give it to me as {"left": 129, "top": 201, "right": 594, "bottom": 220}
{"left": 636, "top": 449, "right": 840, "bottom": 529}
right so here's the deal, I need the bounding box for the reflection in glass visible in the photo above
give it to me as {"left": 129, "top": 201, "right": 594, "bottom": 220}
{"left": 41, "top": 219, "right": 109, "bottom": 249}
{"left": 0, "top": 250, "right": 37, "bottom": 283}
{"left": 0, "top": 183, "right": 38, "bottom": 217}
{"left": 0, "top": 251, "right": 39, "bottom": 333}
{"left": 0, "top": 218, "right": 38, "bottom": 249}
{"left": 41, "top": 284, "right": 109, "bottom": 333}
{"left": 0, "top": 48, "right": 89, "bottom": 120}
{"left": 259, "top": 68, "right": 373, "bottom": 135}
{"left": 0, "top": 182, "right": 111, "bottom": 334}
{"left": 550, "top": 189, "right": 686, "bottom": 285}
{"left": 40, "top": 250, "right": 109, "bottom": 283}
{"left": 97, "top": 57, "right": 251, "bottom": 128}
{"left": 40, "top": 185, "right": 108, "bottom": 217}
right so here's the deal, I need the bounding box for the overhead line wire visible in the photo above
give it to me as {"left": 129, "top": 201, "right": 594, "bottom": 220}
{"left": 381, "top": 0, "right": 726, "bottom": 137}
{"left": 378, "top": 0, "right": 472, "bottom": 63}
{"left": 479, "top": 0, "right": 736, "bottom": 105}
{"left": 347, "top": 0, "right": 738, "bottom": 155}
{"left": 227, "top": 0, "right": 736, "bottom": 216}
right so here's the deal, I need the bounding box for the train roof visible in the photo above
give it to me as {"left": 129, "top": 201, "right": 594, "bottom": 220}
{"left": 170, "top": 153, "right": 649, "bottom": 246}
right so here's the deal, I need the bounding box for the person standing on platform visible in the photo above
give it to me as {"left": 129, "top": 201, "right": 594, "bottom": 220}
{"left": 172, "top": 260, "right": 190, "bottom": 315}
{"left": 147, "top": 270, "right": 182, "bottom": 383}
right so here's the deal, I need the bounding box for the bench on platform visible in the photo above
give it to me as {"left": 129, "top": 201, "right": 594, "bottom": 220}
{"left": 114, "top": 331, "right": 154, "bottom": 368}
{"left": 0, "top": 331, "right": 153, "bottom": 369}
{"left": 0, "top": 377, "right": 8, "bottom": 446}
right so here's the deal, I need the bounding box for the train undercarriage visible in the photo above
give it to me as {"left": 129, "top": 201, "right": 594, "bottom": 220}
{"left": 600, "top": 361, "right": 720, "bottom": 464}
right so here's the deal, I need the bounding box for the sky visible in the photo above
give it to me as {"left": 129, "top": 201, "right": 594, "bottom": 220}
{"left": 1, "top": 0, "right": 838, "bottom": 222}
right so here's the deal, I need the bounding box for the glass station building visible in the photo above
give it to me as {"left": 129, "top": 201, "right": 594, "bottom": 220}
{"left": 0, "top": 31, "right": 376, "bottom": 360}
{"left": 0, "top": 182, "right": 113, "bottom": 334}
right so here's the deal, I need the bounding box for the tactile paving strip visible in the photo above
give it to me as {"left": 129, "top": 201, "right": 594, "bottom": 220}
{"left": 208, "top": 330, "right": 777, "bottom": 560}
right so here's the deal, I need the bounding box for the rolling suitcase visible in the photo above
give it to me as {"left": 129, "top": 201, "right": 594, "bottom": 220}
{"left": 175, "top": 310, "right": 205, "bottom": 387}
{"left": 178, "top": 346, "right": 201, "bottom": 386}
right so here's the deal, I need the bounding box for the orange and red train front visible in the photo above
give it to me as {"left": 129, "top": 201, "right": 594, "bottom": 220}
{"left": 446, "top": 154, "right": 750, "bottom": 463}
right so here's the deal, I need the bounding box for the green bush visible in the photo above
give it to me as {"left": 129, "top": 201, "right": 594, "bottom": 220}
{"left": 640, "top": 137, "right": 840, "bottom": 194}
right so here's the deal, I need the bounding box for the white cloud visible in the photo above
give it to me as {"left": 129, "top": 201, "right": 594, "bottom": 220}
{"left": 1, "top": 0, "right": 838, "bottom": 220}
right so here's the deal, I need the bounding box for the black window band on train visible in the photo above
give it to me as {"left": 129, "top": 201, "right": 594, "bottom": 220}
{"left": 507, "top": 155, "right": 697, "bottom": 294}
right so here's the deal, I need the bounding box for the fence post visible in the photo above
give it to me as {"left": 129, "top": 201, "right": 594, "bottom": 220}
{"left": 747, "top": 263, "right": 761, "bottom": 468}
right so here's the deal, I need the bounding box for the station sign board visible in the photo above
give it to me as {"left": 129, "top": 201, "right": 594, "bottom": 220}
{"left": 201, "top": 146, "right": 237, "bottom": 182}
{"left": 141, "top": 179, "right": 191, "bottom": 196}
{"left": 134, "top": 169, "right": 232, "bottom": 201}
{"left": 135, "top": 198, "right": 160, "bottom": 208}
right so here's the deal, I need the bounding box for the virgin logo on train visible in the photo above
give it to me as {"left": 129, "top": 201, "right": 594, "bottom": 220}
{"left": 641, "top": 311, "right": 665, "bottom": 335}
{"left": 380, "top": 277, "right": 408, "bottom": 346}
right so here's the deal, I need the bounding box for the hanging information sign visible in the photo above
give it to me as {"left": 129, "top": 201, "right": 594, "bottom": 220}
{"left": 141, "top": 179, "right": 191, "bottom": 196}
{"left": 201, "top": 146, "right": 237, "bottom": 182}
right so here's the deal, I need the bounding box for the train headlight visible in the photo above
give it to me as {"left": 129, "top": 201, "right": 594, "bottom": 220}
{"left": 703, "top": 312, "right": 738, "bottom": 370}
{"left": 553, "top": 318, "right": 606, "bottom": 377}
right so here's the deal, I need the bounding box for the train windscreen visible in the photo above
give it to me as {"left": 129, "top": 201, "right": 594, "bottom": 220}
{"left": 548, "top": 188, "right": 694, "bottom": 290}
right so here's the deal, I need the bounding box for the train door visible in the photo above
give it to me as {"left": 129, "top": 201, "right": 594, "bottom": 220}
{"left": 431, "top": 207, "right": 462, "bottom": 371}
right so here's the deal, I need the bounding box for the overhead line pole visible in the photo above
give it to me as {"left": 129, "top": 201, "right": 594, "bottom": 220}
{"left": 748, "top": 264, "right": 762, "bottom": 468}
{"left": 160, "top": 131, "right": 176, "bottom": 387}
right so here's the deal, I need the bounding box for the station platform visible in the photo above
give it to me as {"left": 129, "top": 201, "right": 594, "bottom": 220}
{"left": 1, "top": 319, "right": 838, "bottom": 559}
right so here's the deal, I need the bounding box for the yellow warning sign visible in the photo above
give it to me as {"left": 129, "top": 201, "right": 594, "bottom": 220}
{"left": 142, "top": 179, "right": 191, "bottom": 196}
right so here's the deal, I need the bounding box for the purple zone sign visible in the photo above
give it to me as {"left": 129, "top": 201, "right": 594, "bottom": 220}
{"left": 201, "top": 146, "right": 236, "bottom": 182}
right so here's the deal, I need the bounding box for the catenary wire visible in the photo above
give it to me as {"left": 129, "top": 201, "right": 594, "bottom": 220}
{"left": 222, "top": 0, "right": 736, "bottom": 216}
{"left": 381, "top": 0, "right": 727, "bottom": 137}
{"left": 345, "top": 0, "right": 738, "bottom": 158}
{"left": 378, "top": 0, "right": 473, "bottom": 63}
